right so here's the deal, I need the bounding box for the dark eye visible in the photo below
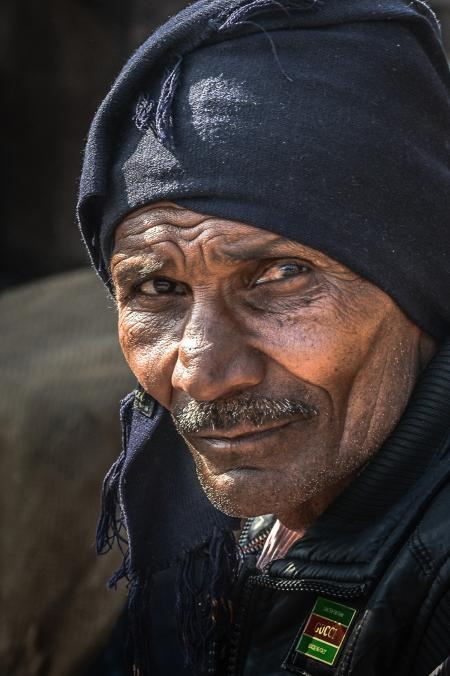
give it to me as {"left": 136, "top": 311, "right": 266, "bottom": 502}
{"left": 255, "top": 261, "right": 310, "bottom": 286}
{"left": 138, "top": 277, "right": 186, "bottom": 296}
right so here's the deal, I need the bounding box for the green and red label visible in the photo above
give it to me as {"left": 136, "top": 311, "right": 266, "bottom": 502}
{"left": 295, "top": 597, "right": 356, "bottom": 666}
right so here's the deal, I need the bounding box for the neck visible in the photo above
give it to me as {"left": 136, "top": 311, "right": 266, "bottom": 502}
{"left": 276, "top": 470, "right": 359, "bottom": 532}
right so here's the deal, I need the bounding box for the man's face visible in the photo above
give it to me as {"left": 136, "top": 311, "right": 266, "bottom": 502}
{"left": 112, "top": 203, "right": 430, "bottom": 529}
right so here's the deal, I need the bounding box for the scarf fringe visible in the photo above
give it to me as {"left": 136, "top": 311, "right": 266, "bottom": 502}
{"left": 175, "top": 527, "right": 241, "bottom": 674}
{"left": 127, "top": 573, "right": 154, "bottom": 676}
{"left": 115, "top": 528, "right": 239, "bottom": 676}
{"left": 96, "top": 449, "right": 127, "bottom": 553}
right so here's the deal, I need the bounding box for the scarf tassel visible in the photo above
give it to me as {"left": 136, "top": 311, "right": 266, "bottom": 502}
{"left": 121, "top": 528, "right": 240, "bottom": 675}
{"left": 96, "top": 449, "right": 129, "bottom": 589}
{"left": 175, "top": 527, "right": 241, "bottom": 674}
{"left": 127, "top": 573, "right": 154, "bottom": 676}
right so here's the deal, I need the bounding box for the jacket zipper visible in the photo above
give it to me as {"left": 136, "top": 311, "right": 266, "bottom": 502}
{"left": 226, "top": 572, "right": 368, "bottom": 676}
{"left": 238, "top": 517, "right": 273, "bottom": 556}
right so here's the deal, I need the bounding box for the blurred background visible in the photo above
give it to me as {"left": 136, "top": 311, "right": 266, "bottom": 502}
{"left": 1, "top": 1, "right": 449, "bottom": 675}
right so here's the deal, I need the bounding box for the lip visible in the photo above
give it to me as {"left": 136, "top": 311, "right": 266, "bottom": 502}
{"left": 192, "top": 417, "right": 296, "bottom": 447}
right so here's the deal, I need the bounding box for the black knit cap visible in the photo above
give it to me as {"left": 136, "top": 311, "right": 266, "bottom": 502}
{"left": 78, "top": 0, "right": 450, "bottom": 339}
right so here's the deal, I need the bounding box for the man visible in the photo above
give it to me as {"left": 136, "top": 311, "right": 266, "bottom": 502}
{"left": 78, "top": 0, "right": 450, "bottom": 674}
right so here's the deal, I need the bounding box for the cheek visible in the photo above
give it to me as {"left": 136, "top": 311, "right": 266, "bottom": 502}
{"left": 243, "top": 288, "right": 388, "bottom": 408}
{"left": 118, "top": 308, "right": 179, "bottom": 407}
{"left": 250, "top": 315, "right": 366, "bottom": 398}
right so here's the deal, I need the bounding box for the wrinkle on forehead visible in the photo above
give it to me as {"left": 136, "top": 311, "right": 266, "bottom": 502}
{"left": 113, "top": 203, "right": 358, "bottom": 279}
{"left": 114, "top": 203, "right": 207, "bottom": 243}
{"left": 113, "top": 203, "right": 280, "bottom": 258}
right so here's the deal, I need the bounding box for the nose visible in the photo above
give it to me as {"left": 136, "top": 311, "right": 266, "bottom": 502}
{"left": 171, "top": 303, "right": 265, "bottom": 401}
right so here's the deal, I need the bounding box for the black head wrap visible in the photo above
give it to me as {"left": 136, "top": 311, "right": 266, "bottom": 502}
{"left": 79, "top": 0, "right": 450, "bottom": 339}
{"left": 78, "top": 1, "right": 450, "bottom": 673}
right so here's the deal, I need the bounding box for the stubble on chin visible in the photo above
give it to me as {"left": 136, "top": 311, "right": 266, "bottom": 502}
{"left": 185, "top": 428, "right": 372, "bottom": 528}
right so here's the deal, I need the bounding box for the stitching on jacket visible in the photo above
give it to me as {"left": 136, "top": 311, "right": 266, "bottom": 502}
{"left": 411, "top": 558, "right": 450, "bottom": 675}
{"left": 409, "top": 529, "right": 436, "bottom": 577}
{"left": 336, "top": 615, "right": 364, "bottom": 675}
{"left": 410, "top": 0, "right": 440, "bottom": 27}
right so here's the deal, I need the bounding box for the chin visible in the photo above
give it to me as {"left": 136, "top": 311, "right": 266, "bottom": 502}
{"left": 195, "top": 465, "right": 285, "bottom": 518}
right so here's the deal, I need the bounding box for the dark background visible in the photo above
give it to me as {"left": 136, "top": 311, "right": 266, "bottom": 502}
{"left": 1, "top": 0, "right": 449, "bottom": 291}
{"left": 1, "top": 0, "right": 190, "bottom": 289}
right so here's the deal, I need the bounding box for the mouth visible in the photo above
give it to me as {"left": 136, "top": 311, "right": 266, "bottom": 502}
{"left": 191, "top": 417, "right": 297, "bottom": 448}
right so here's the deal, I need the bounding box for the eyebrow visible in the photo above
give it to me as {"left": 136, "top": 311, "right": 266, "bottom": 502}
{"left": 216, "top": 247, "right": 280, "bottom": 263}
{"left": 112, "top": 257, "right": 167, "bottom": 287}
{"left": 212, "top": 238, "right": 325, "bottom": 267}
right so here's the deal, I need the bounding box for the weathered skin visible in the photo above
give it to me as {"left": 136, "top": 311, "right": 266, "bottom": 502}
{"left": 112, "top": 202, "right": 435, "bottom": 532}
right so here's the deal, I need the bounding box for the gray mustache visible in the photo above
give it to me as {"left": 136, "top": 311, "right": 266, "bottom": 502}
{"left": 171, "top": 395, "right": 318, "bottom": 435}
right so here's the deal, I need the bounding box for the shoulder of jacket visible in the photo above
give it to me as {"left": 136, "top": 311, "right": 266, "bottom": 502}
{"left": 409, "top": 475, "right": 450, "bottom": 576}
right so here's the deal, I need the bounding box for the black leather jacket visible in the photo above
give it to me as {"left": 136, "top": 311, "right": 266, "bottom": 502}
{"left": 218, "top": 345, "right": 450, "bottom": 676}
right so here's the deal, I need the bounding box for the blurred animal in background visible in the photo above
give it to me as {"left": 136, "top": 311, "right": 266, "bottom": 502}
{"left": 0, "top": 270, "right": 135, "bottom": 676}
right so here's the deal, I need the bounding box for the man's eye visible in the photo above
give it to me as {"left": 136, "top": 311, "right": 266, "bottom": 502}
{"left": 138, "top": 277, "right": 186, "bottom": 296}
{"left": 254, "top": 261, "right": 310, "bottom": 285}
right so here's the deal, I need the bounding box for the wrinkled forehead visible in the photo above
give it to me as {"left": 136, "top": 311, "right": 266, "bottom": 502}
{"left": 112, "top": 202, "right": 353, "bottom": 275}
